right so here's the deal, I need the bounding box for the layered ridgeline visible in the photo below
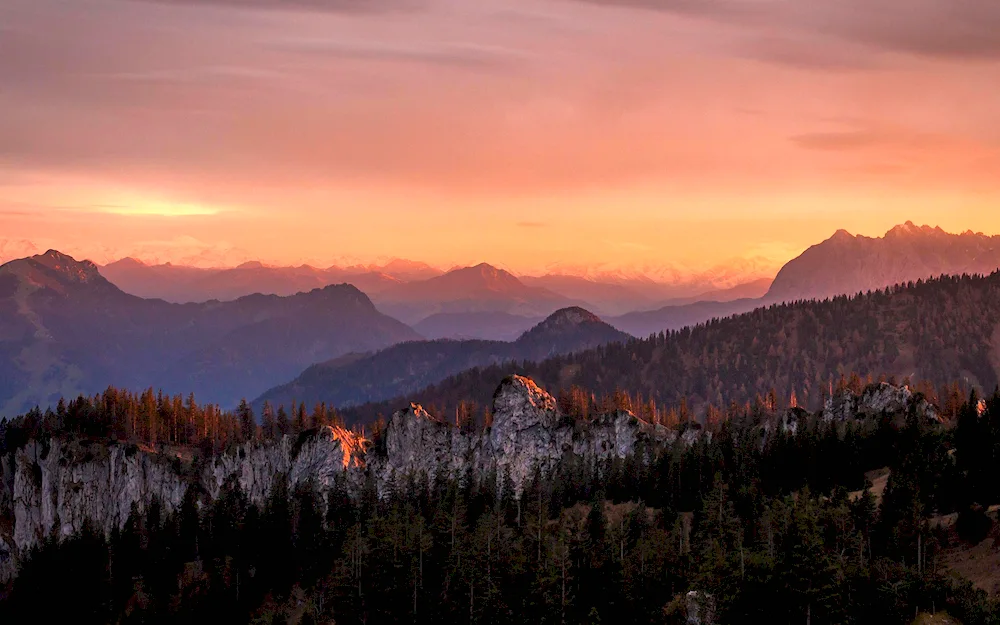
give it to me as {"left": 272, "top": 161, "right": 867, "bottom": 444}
{"left": 0, "top": 374, "right": 938, "bottom": 583}
{"left": 370, "top": 263, "right": 582, "bottom": 325}
{"left": 0, "top": 251, "right": 419, "bottom": 414}
{"left": 254, "top": 307, "right": 631, "bottom": 412}
{"left": 767, "top": 222, "right": 1000, "bottom": 302}
{"left": 99, "top": 257, "right": 435, "bottom": 303}
{"left": 611, "top": 222, "right": 1000, "bottom": 338}
{"left": 346, "top": 272, "right": 1000, "bottom": 425}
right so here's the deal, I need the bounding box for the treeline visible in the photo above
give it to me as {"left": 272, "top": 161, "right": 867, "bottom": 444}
{"left": 345, "top": 272, "right": 1000, "bottom": 424}
{"left": 5, "top": 390, "right": 1000, "bottom": 624}
{"left": 0, "top": 387, "right": 355, "bottom": 457}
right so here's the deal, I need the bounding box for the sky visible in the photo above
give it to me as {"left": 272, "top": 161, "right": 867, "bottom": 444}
{"left": 1, "top": 0, "right": 1000, "bottom": 274}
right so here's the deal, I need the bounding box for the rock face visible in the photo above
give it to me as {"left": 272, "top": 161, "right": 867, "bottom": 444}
{"left": 202, "top": 425, "right": 367, "bottom": 506}
{"left": 487, "top": 376, "right": 567, "bottom": 493}
{"left": 373, "top": 403, "right": 473, "bottom": 494}
{"left": 824, "top": 382, "right": 940, "bottom": 423}
{"left": 0, "top": 375, "right": 930, "bottom": 582}
{"left": 1, "top": 426, "right": 367, "bottom": 582}
{"left": 371, "top": 376, "right": 669, "bottom": 497}
{"left": 685, "top": 590, "right": 716, "bottom": 625}
{"left": 12, "top": 439, "right": 188, "bottom": 552}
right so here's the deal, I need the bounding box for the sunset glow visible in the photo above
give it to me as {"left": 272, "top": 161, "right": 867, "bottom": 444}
{"left": 2, "top": 0, "right": 999, "bottom": 272}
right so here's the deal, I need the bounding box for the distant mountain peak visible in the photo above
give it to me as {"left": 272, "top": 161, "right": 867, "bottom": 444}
{"left": 830, "top": 229, "right": 855, "bottom": 242}
{"left": 34, "top": 250, "right": 103, "bottom": 282}
{"left": 467, "top": 262, "right": 507, "bottom": 276}
{"left": 432, "top": 263, "right": 523, "bottom": 289}
{"left": 516, "top": 306, "right": 630, "bottom": 346}
{"left": 106, "top": 257, "right": 146, "bottom": 268}
{"left": 767, "top": 222, "right": 1000, "bottom": 302}
{"left": 538, "top": 306, "right": 603, "bottom": 327}
{"left": 885, "top": 221, "right": 946, "bottom": 238}
{"left": 0, "top": 249, "right": 114, "bottom": 297}
{"left": 236, "top": 260, "right": 266, "bottom": 270}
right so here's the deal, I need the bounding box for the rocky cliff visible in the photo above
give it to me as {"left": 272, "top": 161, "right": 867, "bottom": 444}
{"left": 370, "top": 376, "right": 672, "bottom": 497}
{"left": 823, "top": 382, "right": 940, "bottom": 423}
{"left": 0, "top": 375, "right": 932, "bottom": 582}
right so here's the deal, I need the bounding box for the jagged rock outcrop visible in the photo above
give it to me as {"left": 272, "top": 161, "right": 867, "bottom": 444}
{"left": 686, "top": 590, "right": 716, "bottom": 625}
{"left": 202, "top": 425, "right": 367, "bottom": 506}
{"left": 1, "top": 425, "right": 367, "bottom": 582}
{"left": 372, "top": 376, "right": 671, "bottom": 496}
{"left": 372, "top": 403, "right": 473, "bottom": 494}
{"left": 824, "top": 382, "right": 940, "bottom": 423}
{"left": 0, "top": 375, "right": 936, "bottom": 583}
{"left": 487, "top": 376, "right": 568, "bottom": 494}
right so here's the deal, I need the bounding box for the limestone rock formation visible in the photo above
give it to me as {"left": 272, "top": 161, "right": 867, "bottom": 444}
{"left": 373, "top": 403, "right": 473, "bottom": 495}
{"left": 0, "top": 375, "right": 931, "bottom": 582}
{"left": 824, "top": 382, "right": 939, "bottom": 423}
{"left": 487, "top": 375, "right": 568, "bottom": 494}
{"left": 373, "top": 375, "right": 671, "bottom": 496}
{"left": 12, "top": 439, "right": 188, "bottom": 551}
{"left": 685, "top": 590, "right": 716, "bottom": 625}
{"left": 202, "top": 424, "right": 367, "bottom": 506}
{"left": 1, "top": 425, "right": 367, "bottom": 581}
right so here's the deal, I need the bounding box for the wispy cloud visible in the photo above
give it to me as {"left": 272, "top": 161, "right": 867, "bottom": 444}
{"left": 573, "top": 0, "right": 1000, "bottom": 61}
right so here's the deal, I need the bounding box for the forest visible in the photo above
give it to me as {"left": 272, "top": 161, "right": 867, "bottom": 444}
{"left": 344, "top": 273, "right": 1000, "bottom": 426}
{"left": 3, "top": 384, "right": 1000, "bottom": 624}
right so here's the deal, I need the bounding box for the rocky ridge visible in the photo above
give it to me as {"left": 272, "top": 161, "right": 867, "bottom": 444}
{"left": 0, "top": 376, "right": 934, "bottom": 582}
{"left": 823, "top": 382, "right": 940, "bottom": 423}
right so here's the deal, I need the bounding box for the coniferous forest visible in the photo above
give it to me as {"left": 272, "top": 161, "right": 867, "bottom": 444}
{"left": 3, "top": 386, "right": 1000, "bottom": 624}
{"left": 345, "top": 273, "right": 1000, "bottom": 426}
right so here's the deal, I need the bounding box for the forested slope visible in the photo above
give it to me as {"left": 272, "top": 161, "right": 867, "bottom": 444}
{"left": 346, "top": 272, "right": 1000, "bottom": 424}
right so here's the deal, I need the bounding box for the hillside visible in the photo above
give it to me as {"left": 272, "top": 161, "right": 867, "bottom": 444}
{"left": 608, "top": 297, "right": 762, "bottom": 337}
{"left": 345, "top": 271, "right": 1000, "bottom": 422}
{"left": 412, "top": 311, "right": 543, "bottom": 341}
{"left": 0, "top": 251, "right": 419, "bottom": 413}
{"left": 253, "top": 307, "right": 631, "bottom": 411}
{"left": 767, "top": 222, "right": 1000, "bottom": 302}
{"left": 4, "top": 374, "right": 997, "bottom": 624}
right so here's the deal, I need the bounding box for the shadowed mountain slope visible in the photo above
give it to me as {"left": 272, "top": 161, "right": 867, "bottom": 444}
{"left": 0, "top": 251, "right": 419, "bottom": 414}
{"left": 253, "top": 307, "right": 631, "bottom": 412}
{"left": 343, "top": 272, "right": 1000, "bottom": 424}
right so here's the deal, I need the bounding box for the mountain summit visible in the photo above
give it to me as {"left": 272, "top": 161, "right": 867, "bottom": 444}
{"left": 1, "top": 249, "right": 110, "bottom": 292}
{"left": 371, "top": 263, "right": 579, "bottom": 324}
{"left": 514, "top": 307, "right": 629, "bottom": 355}
{"left": 766, "top": 223, "right": 1000, "bottom": 302}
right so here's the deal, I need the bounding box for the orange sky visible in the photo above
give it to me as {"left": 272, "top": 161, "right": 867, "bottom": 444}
{"left": 2, "top": 0, "right": 999, "bottom": 273}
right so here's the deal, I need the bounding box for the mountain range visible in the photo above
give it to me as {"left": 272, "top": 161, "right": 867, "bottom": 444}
{"left": 344, "top": 270, "right": 1000, "bottom": 425}
{"left": 609, "top": 223, "right": 1000, "bottom": 337}
{"left": 766, "top": 221, "right": 1000, "bottom": 301}
{"left": 253, "top": 307, "right": 631, "bottom": 412}
{"left": 4, "top": 222, "right": 1000, "bottom": 418}
{"left": 94, "top": 253, "right": 774, "bottom": 324}
{"left": 0, "top": 251, "right": 419, "bottom": 414}
{"left": 99, "top": 257, "right": 429, "bottom": 303}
